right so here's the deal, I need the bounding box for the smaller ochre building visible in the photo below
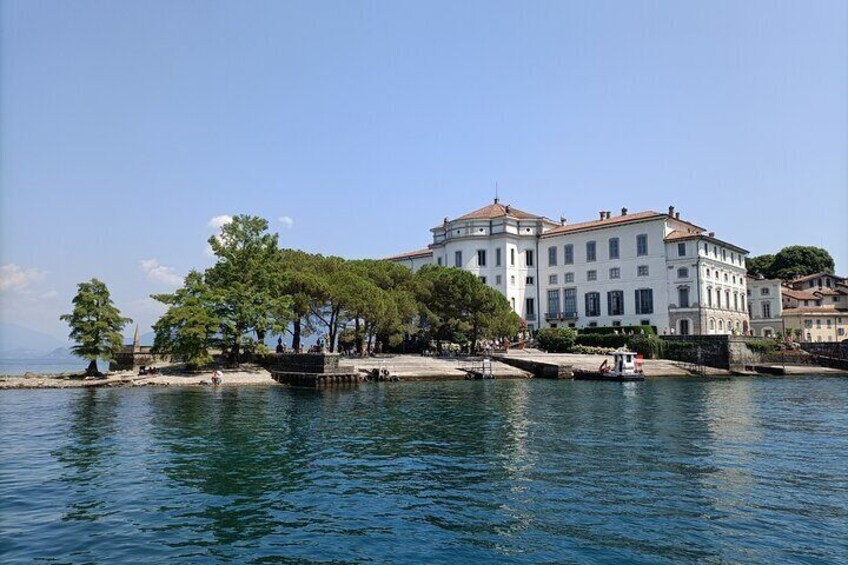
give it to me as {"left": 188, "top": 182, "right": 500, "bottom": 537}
{"left": 779, "top": 272, "right": 848, "bottom": 342}
{"left": 387, "top": 200, "right": 751, "bottom": 336}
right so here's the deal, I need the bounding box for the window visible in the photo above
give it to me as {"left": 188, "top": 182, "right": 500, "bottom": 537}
{"left": 716, "top": 289, "right": 721, "bottom": 308}
{"left": 678, "top": 267, "right": 689, "bottom": 279}
{"left": 454, "top": 251, "right": 462, "bottom": 267}
{"left": 640, "top": 319, "right": 651, "bottom": 326}
{"left": 526, "top": 250, "right": 534, "bottom": 267}
{"left": 437, "top": 257, "right": 443, "bottom": 266}
{"left": 526, "top": 276, "right": 535, "bottom": 285}
{"left": 479, "top": 276, "right": 486, "bottom": 284}
{"left": 564, "top": 244, "right": 574, "bottom": 264}
{"left": 608, "top": 290, "right": 624, "bottom": 316}
{"left": 635, "top": 288, "right": 654, "bottom": 314}
{"left": 495, "top": 275, "right": 502, "bottom": 285}
{"left": 733, "top": 292, "right": 738, "bottom": 311}
{"left": 511, "top": 297, "right": 515, "bottom": 310}
{"left": 678, "top": 287, "right": 690, "bottom": 308}
{"left": 761, "top": 287, "right": 770, "bottom": 296}
{"left": 587, "top": 270, "right": 597, "bottom": 281}
{"left": 707, "top": 287, "right": 713, "bottom": 307}
{"left": 510, "top": 275, "right": 516, "bottom": 286}
{"left": 637, "top": 265, "right": 649, "bottom": 277}
{"left": 548, "top": 246, "right": 558, "bottom": 266}
{"left": 725, "top": 290, "right": 730, "bottom": 309}
{"left": 762, "top": 302, "right": 771, "bottom": 318}
{"left": 609, "top": 267, "right": 620, "bottom": 279}
{"left": 713, "top": 245, "right": 717, "bottom": 256}
{"left": 816, "top": 319, "right": 821, "bottom": 328}
{"left": 564, "top": 288, "right": 577, "bottom": 316}
{"left": 704, "top": 243, "right": 709, "bottom": 254}
{"left": 724, "top": 273, "right": 728, "bottom": 282}
{"left": 477, "top": 249, "right": 486, "bottom": 267}
{"left": 496, "top": 248, "right": 502, "bottom": 267}
{"left": 510, "top": 248, "right": 515, "bottom": 266}
{"left": 547, "top": 289, "right": 560, "bottom": 316}
{"left": 564, "top": 272, "right": 575, "bottom": 283}
{"left": 677, "top": 242, "right": 686, "bottom": 257}
{"left": 637, "top": 234, "right": 648, "bottom": 256}
{"left": 612, "top": 321, "right": 621, "bottom": 327}
{"left": 709, "top": 318, "right": 715, "bottom": 331}
{"left": 585, "top": 292, "right": 601, "bottom": 317}
{"left": 586, "top": 241, "right": 596, "bottom": 262}
{"left": 525, "top": 298, "right": 535, "bottom": 319}
{"left": 722, "top": 249, "right": 727, "bottom": 261}
{"left": 549, "top": 274, "right": 558, "bottom": 285}
{"left": 609, "top": 237, "right": 620, "bottom": 259}
{"left": 706, "top": 268, "right": 711, "bottom": 278}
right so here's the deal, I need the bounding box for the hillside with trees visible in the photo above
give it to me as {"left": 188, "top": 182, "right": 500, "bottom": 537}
{"left": 746, "top": 246, "right": 835, "bottom": 280}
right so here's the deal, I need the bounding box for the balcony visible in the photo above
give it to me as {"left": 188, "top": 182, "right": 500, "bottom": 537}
{"left": 525, "top": 313, "right": 537, "bottom": 322}
{"left": 545, "top": 311, "right": 578, "bottom": 321}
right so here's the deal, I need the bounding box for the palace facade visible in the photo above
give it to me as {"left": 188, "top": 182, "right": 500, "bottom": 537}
{"left": 387, "top": 200, "right": 750, "bottom": 336}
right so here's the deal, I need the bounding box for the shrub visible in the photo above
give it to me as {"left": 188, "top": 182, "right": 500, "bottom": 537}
{"left": 747, "top": 339, "right": 780, "bottom": 354}
{"left": 627, "top": 335, "right": 666, "bottom": 359}
{"left": 577, "top": 325, "right": 657, "bottom": 336}
{"left": 536, "top": 327, "right": 578, "bottom": 352}
{"left": 575, "top": 333, "right": 630, "bottom": 348}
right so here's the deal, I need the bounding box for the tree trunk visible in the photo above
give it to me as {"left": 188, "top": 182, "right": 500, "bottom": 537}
{"left": 85, "top": 359, "right": 98, "bottom": 376}
{"left": 292, "top": 318, "right": 301, "bottom": 352}
{"left": 354, "top": 316, "right": 363, "bottom": 356}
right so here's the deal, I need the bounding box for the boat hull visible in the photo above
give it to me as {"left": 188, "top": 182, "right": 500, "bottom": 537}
{"left": 572, "top": 370, "right": 644, "bottom": 382}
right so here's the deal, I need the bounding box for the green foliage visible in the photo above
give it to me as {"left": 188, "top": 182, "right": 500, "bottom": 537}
{"left": 415, "top": 265, "right": 519, "bottom": 350}
{"left": 746, "top": 254, "right": 775, "bottom": 277}
{"left": 747, "top": 246, "right": 834, "bottom": 280}
{"left": 575, "top": 333, "right": 630, "bottom": 348}
{"left": 626, "top": 335, "right": 665, "bottom": 359}
{"left": 747, "top": 339, "right": 780, "bottom": 354}
{"left": 151, "top": 271, "right": 220, "bottom": 369}
{"left": 60, "top": 278, "right": 132, "bottom": 374}
{"left": 536, "top": 327, "right": 577, "bottom": 352}
{"left": 576, "top": 325, "right": 656, "bottom": 336}
{"left": 206, "top": 215, "right": 294, "bottom": 363}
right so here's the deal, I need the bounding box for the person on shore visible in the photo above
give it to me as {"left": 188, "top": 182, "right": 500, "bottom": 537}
{"left": 211, "top": 368, "right": 223, "bottom": 385}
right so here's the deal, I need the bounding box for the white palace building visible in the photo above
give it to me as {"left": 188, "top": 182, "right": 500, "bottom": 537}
{"left": 387, "top": 200, "right": 751, "bottom": 336}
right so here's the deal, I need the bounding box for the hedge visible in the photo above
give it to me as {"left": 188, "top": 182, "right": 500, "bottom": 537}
{"left": 578, "top": 324, "right": 657, "bottom": 336}
{"left": 536, "top": 327, "right": 578, "bottom": 352}
{"left": 575, "top": 334, "right": 630, "bottom": 348}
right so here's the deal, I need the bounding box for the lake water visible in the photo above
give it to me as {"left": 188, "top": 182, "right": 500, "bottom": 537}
{"left": 1, "top": 378, "right": 846, "bottom": 564}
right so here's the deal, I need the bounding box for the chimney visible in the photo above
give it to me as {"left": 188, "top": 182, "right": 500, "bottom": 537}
{"left": 668, "top": 205, "right": 675, "bottom": 217}
{"left": 505, "top": 205, "right": 511, "bottom": 213}
{"left": 708, "top": 231, "right": 715, "bottom": 237}
{"left": 599, "top": 211, "right": 605, "bottom": 220}
{"left": 621, "top": 207, "right": 628, "bottom": 216}
{"left": 675, "top": 212, "right": 680, "bottom": 220}
{"left": 560, "top": 216, "right": 567, "bottom": 226}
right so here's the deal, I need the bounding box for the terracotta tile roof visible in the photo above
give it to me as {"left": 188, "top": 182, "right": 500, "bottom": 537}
{"left": 781, "top": 288, "right": 820, "bottom": 301}
{"left": 454, "top": 202, "right": 543, "bottom": 221}
{"left": 790, "top": 272, "right": 845, "bottom": 284}
{"left": 782, "top": 306, "right": 842, "bottom": 315}
{"left": 665, "top": 229, "right": 705, "bottom": 241}
{"left": 384, "top": 247, "right": 433, "bottom": 261}
{"left": 541, "top": 210, "right": 665, "bottom": 237}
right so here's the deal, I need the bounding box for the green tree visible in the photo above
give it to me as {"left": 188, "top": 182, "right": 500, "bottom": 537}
{"left": 151, "top": 271, "right": 220, "bottom": 369}
{"left": 60, "top": 278, "right": 132, "bottom": 375}
{"left": 206, "top": 215, "right": 293, "bottom": 364}
{"left": 536, "top": 327, "right": 577, "bottom": 352}
{"left": 746, "top": 254, "right": 775, "bottom": 277}
{"left": 415, "top": 265, "right": 518, "bottom": 352}
{"left": 277, "top": 249, "right": 325, "bottom": 351}
{"left": 769, "top": 246, "right": 835, "bottom": 280}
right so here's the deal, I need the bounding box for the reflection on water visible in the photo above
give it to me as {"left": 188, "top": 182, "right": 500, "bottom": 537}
{"left": 1, "top": 378, "right": 847, "bottom": 564}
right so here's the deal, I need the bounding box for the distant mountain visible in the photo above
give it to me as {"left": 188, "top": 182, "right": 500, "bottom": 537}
{"left": 0, "top": 323, "right": 68, "bottom": 357}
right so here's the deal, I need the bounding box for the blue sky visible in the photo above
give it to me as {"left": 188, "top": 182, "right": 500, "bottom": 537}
{"left": 1, "top": 1, "right": 846, "bottom": 342}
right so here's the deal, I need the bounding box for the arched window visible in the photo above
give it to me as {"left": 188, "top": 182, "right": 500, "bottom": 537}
{"left": 709, "top": 318, "right": 715, "bottom": 331}
{"left": 719, "top": 320, "right": 724, "bottom": 331}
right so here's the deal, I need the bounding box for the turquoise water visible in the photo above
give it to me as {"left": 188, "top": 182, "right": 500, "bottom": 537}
{"left": 1, "top": 378, "right": 847, "bottom": 564}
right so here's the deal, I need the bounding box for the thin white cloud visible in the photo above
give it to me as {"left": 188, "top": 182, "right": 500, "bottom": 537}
{"left": 208, "top": 215, "right": 233, "bottom": 230}
{"left": 139, "top": 259, "right": 183, "bottom": 286}
{"left": 0, "top": 264, "right": 46, "bottom": 292}
{"left": 279, "top": 216, "right": 295, "bottom": 228}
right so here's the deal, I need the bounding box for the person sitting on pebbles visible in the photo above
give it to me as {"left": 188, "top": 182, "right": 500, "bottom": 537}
{"left": 211, "top": 368, "right": 223, "bottom": 386}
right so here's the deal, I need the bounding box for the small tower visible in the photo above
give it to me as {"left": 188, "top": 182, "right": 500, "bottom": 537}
{"left": 132, "top": 324, "right": 141, "bottom": 353}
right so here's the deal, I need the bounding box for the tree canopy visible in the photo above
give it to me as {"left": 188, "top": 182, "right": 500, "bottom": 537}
{"left": 60, "top": 278, "right": 132, "bottom": 375}
{"left": 747, "top": 246, "right": 835, "bottom": 280}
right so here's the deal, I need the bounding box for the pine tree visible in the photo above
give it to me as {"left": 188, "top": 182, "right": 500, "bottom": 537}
{"left": 60, "top": 279, "right": 132, "bottom": 375}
